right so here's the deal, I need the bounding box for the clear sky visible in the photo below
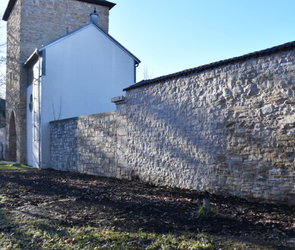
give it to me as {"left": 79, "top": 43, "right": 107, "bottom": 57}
{"left": 1, "top": 0, "right": 295, "bottom": 82}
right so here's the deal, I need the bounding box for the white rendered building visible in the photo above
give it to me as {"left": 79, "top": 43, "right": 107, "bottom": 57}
{"left": 25, "top": 13, "right": 140, "bottom": 168}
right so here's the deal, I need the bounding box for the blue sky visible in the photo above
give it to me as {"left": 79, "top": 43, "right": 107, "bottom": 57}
{"left": 1, "top": 0, "right": 295, "bottom": 82}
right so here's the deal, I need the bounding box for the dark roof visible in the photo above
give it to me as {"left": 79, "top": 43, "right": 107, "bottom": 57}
{"left": 124, "top": 40, "right": 295, "bottom": 91}
{"left": 2, "top": 0, "right": 115, "bottom": 21}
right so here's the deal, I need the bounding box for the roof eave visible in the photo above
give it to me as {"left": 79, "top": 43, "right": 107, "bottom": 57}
{"left": 2, "top": 0, "right": 116, "bottom": 21}
{"left": 91, "top": 22, "right": 141, "bottom": 64}
{"left": 2, "top": 0, "right": 16, "bottom": 21}
{"left": 76, "top": 0, "right": 116, "bottom": 9}
{"left": 23, "top": 49, "right": 41, "bottom": 68}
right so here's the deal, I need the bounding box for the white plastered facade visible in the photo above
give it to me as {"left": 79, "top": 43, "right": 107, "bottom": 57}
{"left": 26, "top": 23, "right": 138, "bottom": 168}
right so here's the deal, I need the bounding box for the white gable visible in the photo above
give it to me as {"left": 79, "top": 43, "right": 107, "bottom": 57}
{"left": 26, "top": 22, "right": 138, "bottom": 168}
{"left": 42, "top": 23, "right": 137, "bottom": 117}
{"left": 40, "top": 23, "right": 140, "bottom": 64}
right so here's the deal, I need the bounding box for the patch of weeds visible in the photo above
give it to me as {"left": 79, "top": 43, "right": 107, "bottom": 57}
{"left": 68, "top": 227, "right": 146, "bottom": 249}
{"left": 147, "top": 233, "right": 213, "bottom": 250}
{"left": 0, "top": 209, "right": 31, "bottom": 249}
{"left": 0, "top": 208, "right": 9, "bottom": 228}
{"left": 0, "top": 164, "right": 32, "bottom": 171}
{"left": 0, "top": 207, "right": 216, "bottom": 249}
{"left": 0, "top": 206, "right": 275, "bottom": 249}
{"left": 22, "top": 219, "right": 70, "bottom": 248}
{"left": 0, "top": 195, "right": 9, "bottom": 204}
{"left": 59, "top": 227, "right": 213, "bottom": 249}
{"left": 0, "top": 209, "right": 59, "bottom": 249}
{"left": 197, "top": 205, "right": 216, "bottom": 218}
{"left": 30, "top": 219, "right": 67, "bottom": 236}
{"left": 0, "top": 232, "right": 13, "bottom": 249}
{"left": 178, "top": 239, "right": 213, "bottom": 249}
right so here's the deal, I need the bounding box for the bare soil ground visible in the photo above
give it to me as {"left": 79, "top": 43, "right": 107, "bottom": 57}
{"left": 0, "top": 164, "right": 294, "bottom": 249}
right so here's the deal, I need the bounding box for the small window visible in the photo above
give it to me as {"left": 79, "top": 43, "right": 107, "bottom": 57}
{"left": 29, "top": 94, "right": 33, "bottom": 112}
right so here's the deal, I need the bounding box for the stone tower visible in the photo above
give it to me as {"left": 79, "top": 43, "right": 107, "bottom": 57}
{"left": 2, "top": 0, "right": 115, "bottom": 163}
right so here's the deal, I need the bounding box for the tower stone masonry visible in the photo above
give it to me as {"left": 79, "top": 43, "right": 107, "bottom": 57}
{"left": 3, "top": 0, "right": 115, "bottom": 163}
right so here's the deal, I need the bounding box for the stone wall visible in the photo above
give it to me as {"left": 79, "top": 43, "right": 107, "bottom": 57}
{"left": 50, "top": 47, "right": 295, "bottom": 205}
{"left": 50, "top": 112, "right": 130, "bottom": 179}
{"left": 21, "top": 0, "right": 110, "bottom": 59}
{"left": 122, "top": 49, "right": 295, "bottom": 205}
{"left": 6, "top": 0, "right": 23, "bottom": 161}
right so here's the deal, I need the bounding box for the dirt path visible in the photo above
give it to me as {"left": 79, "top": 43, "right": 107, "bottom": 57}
{"left": 0, "top": 165, "right": 294, "bottom": 249}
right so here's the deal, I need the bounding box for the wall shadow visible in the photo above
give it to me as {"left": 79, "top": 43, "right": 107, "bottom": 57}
{"left": 0, "top": 167, "right": 293, "bottom": 249}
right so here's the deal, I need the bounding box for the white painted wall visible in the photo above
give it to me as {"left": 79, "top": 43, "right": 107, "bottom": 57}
{"left": 26, "top": 61, "right": 41, "bottom": 167}
{"left": 36, "top": 23, "right": 136, "bottom": 168}
{"left": 26, "top": 84, "right": 33, "bottom": 165}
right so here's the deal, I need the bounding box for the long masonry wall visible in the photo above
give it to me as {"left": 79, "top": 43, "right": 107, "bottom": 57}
{"left": 50, "top": 112, "right": 130, "bottom": 179}
{"left": 50, "top": 48, "right": 295, "bottom": 205}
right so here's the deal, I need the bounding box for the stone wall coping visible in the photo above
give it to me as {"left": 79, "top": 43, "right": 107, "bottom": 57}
{"left": 49, "top": 111, "right": 116, "bottom": 124}
{"left": 111, "top": 96, "right": 126, "bottom": 104}
{"left": 124, "top": 40, "right": 295, "bottom": 91}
